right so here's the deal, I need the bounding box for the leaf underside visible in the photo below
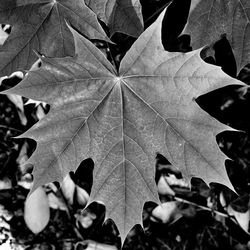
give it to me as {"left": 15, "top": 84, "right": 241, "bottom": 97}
{"left": 0, "top": 0, "right": 109, "bottom": 77}
{"left": 2, "top": 6, "right": 243, "bottom": 242}
{"left": 183, "top": 0, "right": 250, "bottom": 74}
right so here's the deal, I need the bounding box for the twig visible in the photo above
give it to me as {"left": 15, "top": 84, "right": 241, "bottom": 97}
{"left": 0, "top": 124, "right": 23, "bottom": 133}
{"left": 173, "top": 196, "right": 229, "bottom": 218}
{"left": 144, "top": 1, "right": 171, "bottom": 26}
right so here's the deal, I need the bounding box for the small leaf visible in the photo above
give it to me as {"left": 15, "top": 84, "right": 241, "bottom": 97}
{"left": 48, "top": 192, "right": 68, "bottom": 211}
{"left": 76, "top": 210, "right": 96, "bottom": 229}
{"left": 6, "top": 93, "right": 27, "bottom": 125}
{"left": 227, "top": 205, "right": 250, "bottom": 233}
{"left": 61, "top": 174, "right": 75, "bottom": 205}
{"left": 24, "top": 186, "right": 50, "bottom": 234}
{"left": 17, "top": 142, "right": 31, "bottom": 174}
{"left": 0, "top": 178, "right": 12, "bottom": 190}
{"left": 18, "top": 173, "right": 33, "bottom": 190}
{"left": 157, "top": 175, "right": 175, "bottom": 196}
{"left": 6, "top": 94, "right": 23, "bottom": 111}
{"left": 76, "top": 184, "right": 89, "bottom": 206}
{"left": 36, "top": 105, "right": 46, "bottom": 121}
{"left": 151, "top": 201, "right": 180, "bottom": 223}
{"left": 0, "top": 24, "right": 8, "bottom": 45}
{"left": 220, "top": 192, "right": 250, "bottom": 233}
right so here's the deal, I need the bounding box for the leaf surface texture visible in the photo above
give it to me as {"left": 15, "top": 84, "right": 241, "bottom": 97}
{"left": 85, "top": 0, "right": 143, "bottom": 37}
{"left": 183, "top": 0, "right": 250, "bottom": 73}
{"left": 0, "top": 0, "right": 109, "bottom": 77}
{"left": 3, "top": 8, "right": 243, "bottom": 241}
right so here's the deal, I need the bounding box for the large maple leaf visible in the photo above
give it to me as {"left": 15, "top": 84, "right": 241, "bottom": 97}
{"left": 183, "top": 0, "right": 250, "bottom": 74}
{"left": 85, "top": 0, "right": 143, "bottom": 37}
{"left": 0, "top": 0, "right": 110, "bottom": 77}
{"left": 2, "top": 7, "right": 243, "bottom": 241}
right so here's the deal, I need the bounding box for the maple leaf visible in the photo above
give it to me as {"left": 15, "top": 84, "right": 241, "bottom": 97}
{"left": 183, "top": 0, "right": 250, "bottom": 74}
{"left": 2, "top": 7, "right": 243, "bottom": 242}
{"left": 85, "top": 0, "right": 143, "bottom": 37}
{"left": 0, "top": 0, "right": 109, "bottom": 77}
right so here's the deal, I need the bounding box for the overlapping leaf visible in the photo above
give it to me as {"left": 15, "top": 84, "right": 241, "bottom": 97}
{"left": 183, "top": 0, "right": 250, "bottom": 73}
{"left": 2, "top": 7, "right": 243, "bottom": 241}
{"left": 0, "top": 0, "right": 109, "bottom": 77}
{"left": 85, "top": 0, "right": 143, "bottom": 37}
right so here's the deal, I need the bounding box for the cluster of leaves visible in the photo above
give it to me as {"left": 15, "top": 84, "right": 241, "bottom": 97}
{"left": 1, "top": 0, "right": 250, "bottom": 247}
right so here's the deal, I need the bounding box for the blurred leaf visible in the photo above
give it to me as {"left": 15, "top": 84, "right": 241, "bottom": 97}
{"left": 75, "top": 210, "right": 96, "bottom": 229}
{"left": 18, "top": 173, "right": 33, "bottom": 190}
{"left": 61, "top": 174, "right": 75, "bottom": 205}
{"left": 220, "top": 192, "right": 250, "bottom": 234}
{"left": 0, "top": 24, "right": 8, "bottom": 45}
{"left": 25, "top": 98, "right": 47, "bottom": 108}
{"left": 191, "top": 177, "right": 210, "bottom": 198}
{"left": 6, "top": 94, "right": 23, "bottom": 112}
{"left": 75, "top": 184, "right": 89, "bottom": 207}
{"left": 157, "top": 175, "right": 175, "bottom": 196}
{"left": 165, "top": 174, "right": 189, "bottom": 188}
{"left": 6, "top": 94, "right": 27, "bottom": 126}
{"left": 36, "top": 105, "right": 46, "bottom": 121}
{"left": 47, "top": 192, "right": 68, "bottom": 211}
{"left": 227, "top": 205, "right": 250, "bottom": 233}
{"left": 24, "top": 186, "right": 50, "bottom": 234}
{"left": 17, "top": 142, "right": 29, "bottom": 173}
{"left": 151, "top": 201, "right": 181, "bottom": 223}
{"left": 0, "top": 178, "right": 12, "bottom": 190}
